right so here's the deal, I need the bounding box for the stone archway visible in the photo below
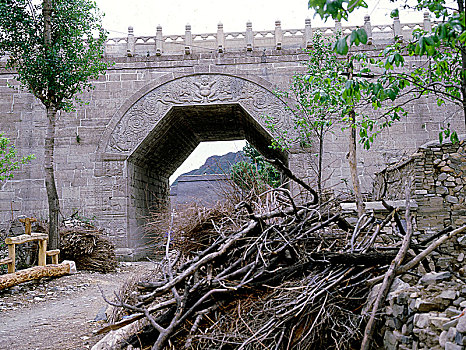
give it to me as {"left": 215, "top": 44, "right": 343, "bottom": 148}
{"left": 97, "top": 73, "right": 295, "bottom": 259}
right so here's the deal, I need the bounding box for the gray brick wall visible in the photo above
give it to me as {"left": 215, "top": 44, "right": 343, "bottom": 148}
{"left": 0, "top": 44, "right": 464, "bottom": 259}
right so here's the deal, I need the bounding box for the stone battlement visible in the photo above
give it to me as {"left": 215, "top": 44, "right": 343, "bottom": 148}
{"left": 105, "top": 13, "right": 434, "bottom": 57}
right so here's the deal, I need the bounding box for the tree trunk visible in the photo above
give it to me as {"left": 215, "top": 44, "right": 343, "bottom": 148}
{"left": 43, "top": 0, "right": 60, "bottom": 249}
{"left": 457, "top": 0, "right": 466, "bottom": 129}
{"left": 43, "top": 0, "right": 52, "bottom": 47}
{"left": 45, "top": 106, "right": 60, "bottom": 249}
{"left": 348, "top": 109, "right": 365, "bottom": 217}
{"left": 317, "top": 129, "right": 323, "bottom": 204}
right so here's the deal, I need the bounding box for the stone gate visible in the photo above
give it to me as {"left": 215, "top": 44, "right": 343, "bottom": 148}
{"left": 96, "top": 72, "right": 290, "bottom": 257}
{"left": 0, "top": 16, "right": 464, "bottom": 259}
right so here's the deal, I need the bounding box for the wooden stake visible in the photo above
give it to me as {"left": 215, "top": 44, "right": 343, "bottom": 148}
{"left": 19, "top": 217, "right": 37, "bottom": 235}
{"left": 7, "top": 243, "right": 15, "bottom": 273}
{"left": 38, "top": 239, "right": 47, "bottom": 266}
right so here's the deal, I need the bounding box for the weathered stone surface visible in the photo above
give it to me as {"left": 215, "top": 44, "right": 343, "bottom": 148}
{"left": 443, "top": 319, "right": 459, "bottom": 331}
{"left": 445, "top": 195, "right": 459, "bottom": 204}
{"left": 457, "top": 315, "right": 466, "bottom": 333}
{"left": 414, "top": 313, "right": 431, "bottom": 328}
{"left": 446, "top": 307, "right": 462, "bottom": 317}
{"left": 440, "top": 290, "right": 458, "bottom": 300}
{"left": 445, "top": 341, "right": 463, "bottom": 350}
{"left": 0, "top": 20, "right": 464, "bottom": 260}
{"left": 420, "top": 272, "right": 452, "bottom": 285}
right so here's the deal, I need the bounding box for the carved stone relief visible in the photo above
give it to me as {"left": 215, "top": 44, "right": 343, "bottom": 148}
{"left": 105, "top": 74, "right": 291, "bottom": 154}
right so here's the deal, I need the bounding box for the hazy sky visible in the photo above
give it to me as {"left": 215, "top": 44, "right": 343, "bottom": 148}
{"left": 95, "top": 0, "right": 424, "bottom": 37}
{"left": 93, "top": 1, "right": 424, "bottom": 183}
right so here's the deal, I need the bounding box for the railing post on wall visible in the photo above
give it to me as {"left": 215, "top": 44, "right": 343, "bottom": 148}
{"left": 335, "top": 20, "right": 342, "bottom": 33}
{"left": 423, "top": 12, "right": 432, "bottom": 32}
{"left": 156, "top": 25, "right": 163, "bottom": 56}
{"left": 127, "top": 26, "right": 135, "bottom": 57}
{"left": 246, "top": 21, "right": 253, "bottom": 51}
{"left": 274, "top": 20, "right": 283, "bottom": 50}
{"left": 393, "top": 15, "right": 403, "bottom": 40}
{"left": 217, "top": 22, "right": 225, "bottom": 53}
{"left": 304, "top": 18, "right": 312, "bottom": 49}
{"left": 185, "top": 24, "right": 192, "bottom": 55}
{"left": 364, "top": 15, "right": 373, "bottom": 45}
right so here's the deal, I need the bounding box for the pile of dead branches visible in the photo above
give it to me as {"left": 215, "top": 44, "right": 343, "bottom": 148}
{"left": 95, "top": 193, "right": 379, "bottom": 348}
{"left": 94, "top": 167, "right": 466, "bottom": 350}
{"left": 60, "top": 220, "right": 117, "bottom": 273}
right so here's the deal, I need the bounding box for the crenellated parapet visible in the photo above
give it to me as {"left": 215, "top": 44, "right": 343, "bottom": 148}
{"left": 105, "top": 13, "right": 434, "bottom": 57}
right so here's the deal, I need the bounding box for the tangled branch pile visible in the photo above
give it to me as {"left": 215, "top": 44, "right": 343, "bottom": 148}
{"left": 60, "top": 219, "right": 117, "bottom": 273}
{"left": 95, "top": 177, "right": 466, "bottom": 350}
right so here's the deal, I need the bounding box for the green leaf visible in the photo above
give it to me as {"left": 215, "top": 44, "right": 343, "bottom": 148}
{"left": 390, "top": 9, "right": 399, "bottom": 18}
{"left": 387, "top": 89, "right": 397, "bottom": 101}
{"left": 335, "top": 37, "right": 349, "bottom": 55}
{"left": 350, "top": 30, "right": 360, "bottom": 46}
{"left": 357, "top": 28, "right": 368, "bottom": 45}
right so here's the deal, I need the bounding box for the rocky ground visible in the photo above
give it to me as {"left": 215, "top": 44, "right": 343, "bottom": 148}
{"left": 0, "top": 261, "right": 157, "bottom": 350}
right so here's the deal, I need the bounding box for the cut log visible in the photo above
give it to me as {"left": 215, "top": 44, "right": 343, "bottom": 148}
{"left": 0, "top": 261, "right": 73, "bottom": 290}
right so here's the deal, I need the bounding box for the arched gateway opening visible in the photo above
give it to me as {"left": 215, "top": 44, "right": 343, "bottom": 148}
{"left": 98, "top": 73, "right": 294, "bottom": 258}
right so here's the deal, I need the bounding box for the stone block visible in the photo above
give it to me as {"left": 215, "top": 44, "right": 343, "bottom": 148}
{"left": 420, "top": 271, "right": 452, "bottom": 285}
{"left": 440, "top": 290, "right": 459, "bottom": 300}
{"left": 457, "top": 315, "right": 466, "bottom": 333}
{"left": 443, "top": 319, "right": 459, "bottom": 330}
{"left": 414, "top": 313, "right": 431, "bottom": 328}
{"left": 445, "top": 341, "right": 462, "bottom": 350}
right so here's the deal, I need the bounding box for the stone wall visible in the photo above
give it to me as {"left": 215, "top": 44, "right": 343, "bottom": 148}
{"left": 382, "top": 271, "right": 466, "bottom": 350}
{"left": 374, "top": 135, "right": 466, "bottom": 234}
{"left": 0, "top": 17, "right": 465, "bottom": 258}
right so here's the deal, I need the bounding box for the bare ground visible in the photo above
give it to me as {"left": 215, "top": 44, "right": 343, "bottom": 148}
{"left": 0, "top": 262, "right": 157, "bottom": 350}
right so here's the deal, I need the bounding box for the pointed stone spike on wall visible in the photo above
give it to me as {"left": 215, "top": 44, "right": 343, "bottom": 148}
{"left": 275, "top": 20, "right": 283, "bottom": 50}
{"left": 217, "top": 22, "right": 225, "bottom": 53}
{"left": 246, "top": 21, "right": 253, "bottom": 51}
{"left": 127, "top": 26, "right": 135, "bottom": 57}
{"left": 304, "top": 18, "right": 312, "bottom": 49}
{"left": 335, "top": 20, "right": 342, "bottom": 33}
{"left": 185, "top": 24, "right": 192, "bottom": 55}
{"left": 423, "top": 12, "right": 432, "bottom": 32}
{"left": 364, "top": 15, "right": 373, "bottom": 45}
{"left": 393, "top": 16, "right": 402, "bottom": 40}
{"left": 156, "top": 25, "right": 163, "bottom": 56}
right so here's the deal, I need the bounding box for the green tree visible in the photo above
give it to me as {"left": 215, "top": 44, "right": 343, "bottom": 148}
{"left": 309, "top": 0, "right": 466, "bottom": 133}
{"left": 0, "top": 0, "right": 108, "bottom": 249}
{"left": 267, "top": 32, "right": 378, "bottom": 215}
{"left": 0, "top": 133, "right": 35, "bottom": 181}
{"left": 273, "top": 32, "right": 344, "bottom": 203}
{"left": 230, "top": 143, "right": 281, "bottom": 192}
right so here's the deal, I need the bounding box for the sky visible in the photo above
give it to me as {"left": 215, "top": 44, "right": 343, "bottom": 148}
{"left": 95, "top": 0, "right": 424, "bottom": 37}
{"left": 93, "top": 0, "right": 425, "bottom": 184}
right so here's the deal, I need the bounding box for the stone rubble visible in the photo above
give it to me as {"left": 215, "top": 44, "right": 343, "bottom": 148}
{"left": 382, "top": 272, "right": 466, "bottom": 350}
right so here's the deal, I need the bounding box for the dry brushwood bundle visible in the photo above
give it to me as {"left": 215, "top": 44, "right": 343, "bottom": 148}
{"left": 97, "top": 185, "right": 394, "bottom": 350}
{"left": 145, "top": 201, "right": 242, "bottom": 257}
{"left": 95, "top": 171, "right": 466, "bottom": 350}
{"left": 60, "top": 221, "right": 117, "bottom": 273}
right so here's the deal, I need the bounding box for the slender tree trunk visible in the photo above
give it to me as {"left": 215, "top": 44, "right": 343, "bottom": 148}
{"left": 457, "top": 0, "right": 466, "bottom": 129}
{"left": 317, "top": 130, "right": 323, "bottom": 204}
{"left": 45, "top": 106, "right": 60, "bottom": 249}
{"left": 43, "top": 0, "right": 60, "bottom": 249}
{"left": 348, "top": 109, "right": 365, "bottom": 217}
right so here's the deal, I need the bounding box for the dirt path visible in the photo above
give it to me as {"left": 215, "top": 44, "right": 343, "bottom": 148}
{"left": 0, "top": 262, "right": 157, "bottom": 350}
